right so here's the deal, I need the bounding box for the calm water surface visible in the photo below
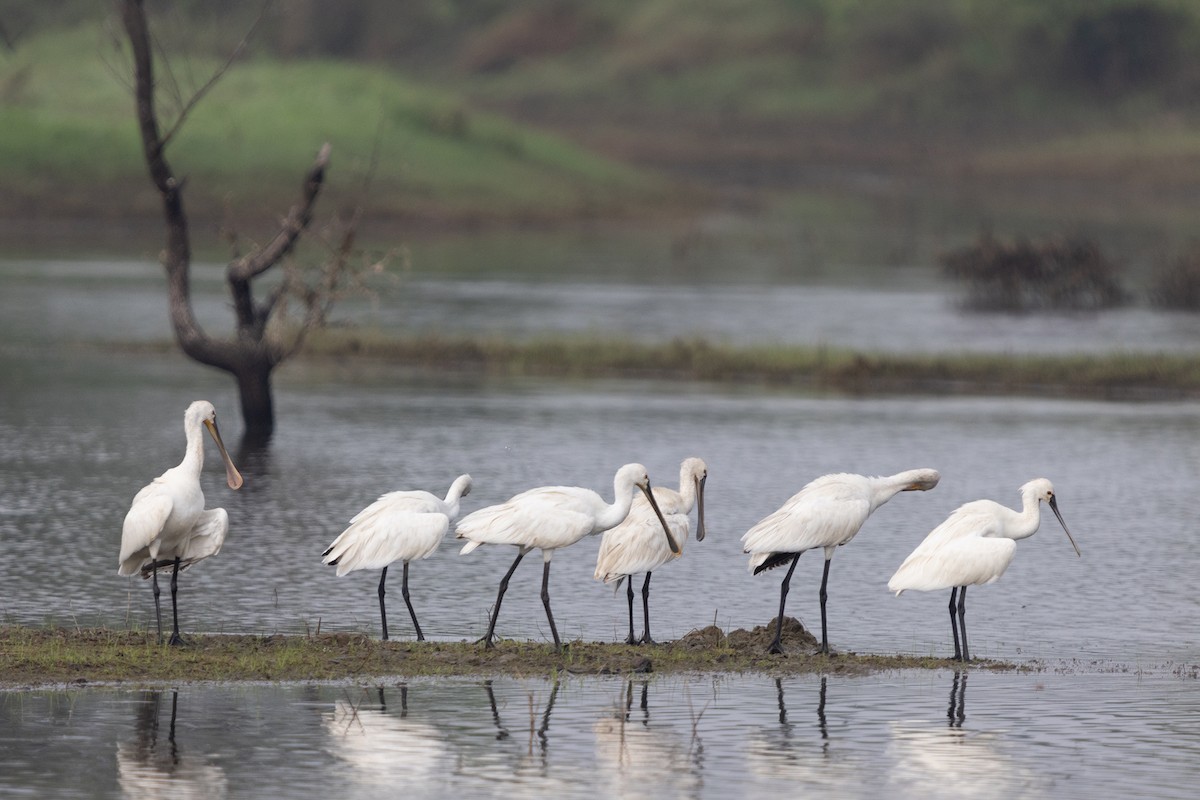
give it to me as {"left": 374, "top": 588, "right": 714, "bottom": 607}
{"left": 2, "top": 672, "right": 1198, "bottom": 799}
{"left": 2, "top": 258, "right": 1199, "bottom": 797}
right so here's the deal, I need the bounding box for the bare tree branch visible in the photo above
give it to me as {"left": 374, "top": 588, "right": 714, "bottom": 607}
{"left": 228, "top": 142, "right": 332, "bottom": 283}
{"left": 159, "top": 2, "right": 272, "bottom": 149}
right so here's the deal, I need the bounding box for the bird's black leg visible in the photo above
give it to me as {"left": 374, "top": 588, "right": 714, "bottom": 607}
{"left": 818, "top": 558, "right": 832, "bottom": 655}
{"left": 167, "top": 557, "right": 185, "bottom": 646}
{"left": 541, "top": 559, "right": 561, "bottom": 651}
{"left": 481, "top": 550, "right": 525, "bottom": 648}
{"left": 639, "top": 572, "right": 656, "bottom": 645}
{"left": 768, "top": 554, "right": 802, "bottom": 655}
{"left": 625, "top": 579, "right": 637, "bottom": 645}
{"left": 948, "top": 587, "right": 961, "bottom": 661}
{"left": 958, "top": 585, "right": 969, "bottom": 662}
{"left": 401, "top": 561, "right": 423, "bottom": 641}
{"left": 377, "top": 566, "right": 390, "bottom": 641}
{"left": 151, "top": 567, "right": 163, "bottom": 644}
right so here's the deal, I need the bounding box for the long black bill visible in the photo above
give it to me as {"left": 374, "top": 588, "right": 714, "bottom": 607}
{"left": 641, "top": 484, "right": 681, "bottom": 555}
{"left": 1048, "top": 496, "right": 1081, "bottom": 556}
{"left": 695, "top": 475, "right": 706, "bottom": 542}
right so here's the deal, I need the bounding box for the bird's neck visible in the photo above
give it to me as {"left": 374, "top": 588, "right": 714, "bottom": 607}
{"left": 1008, "top": 494, "right": 1044, "bottom": 540}
{"left": 180, "top": 422, "right": 206, "bottom": 475}
{"left": 597, "top": 479, "right": 637, "bottom": 531}
{"left": 869, "top": 470, "right": 920, "bottom": 512}
{"left": 675, "top": 476, "right": 696, "bottom": 513}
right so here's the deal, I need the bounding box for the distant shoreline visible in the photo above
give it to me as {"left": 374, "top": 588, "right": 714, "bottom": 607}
{"left": 96, "top": 331, "right": 1200, "bottom": 402}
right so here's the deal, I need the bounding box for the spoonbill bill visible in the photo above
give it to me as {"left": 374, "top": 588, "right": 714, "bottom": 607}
{"left": 457, "top": 463, "right": 677, "bottom": 651}
{"left": 322, "top": 474, "right": 472, "bottom": 641}
{"left": 117, "top": 400, "right": 243, "bottom": 645}
{"left": 888, "top": 477, "right": 1081, "bottom": 661}
{"left": 742, "top": 468, "right": 940, "bottom": 655}
{"left": 594, "top": 457, "right": 707, "bottom": 644}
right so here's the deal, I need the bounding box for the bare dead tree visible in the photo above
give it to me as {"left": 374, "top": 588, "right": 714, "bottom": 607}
{"left": 121, "top": 0, "right": 363, "bottom": 443}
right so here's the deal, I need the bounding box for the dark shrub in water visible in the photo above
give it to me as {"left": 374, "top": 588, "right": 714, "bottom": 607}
{"left": 1149, "top": 244, "right": 1200, "bottom": 311}
{"left": 941, "top": 232, "right": 1129, "bottom": 312}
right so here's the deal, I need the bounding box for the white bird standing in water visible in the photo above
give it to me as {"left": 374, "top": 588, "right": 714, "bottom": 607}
{"left": 117, "top": 400, "right": 243, "bottom": 645}
{"left": 322, "top": 474, "right": 472, "bottom": 641}
{"left": 594, "top": 457, "right": 707, "bottom": 644}
{"left": 742, "top": 468, "right": 940, "bottom": 655}
{"left": 888, "top": 477, "right": 1081, "bottom": 661}
{"left": 457, "top": 463, "right": 677, "bottom": 651}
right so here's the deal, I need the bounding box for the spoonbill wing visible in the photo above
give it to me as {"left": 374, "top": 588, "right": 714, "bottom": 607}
{"left": 174, "top": 508, "right": 231, "bottom": 569}
{"left": 118, "top": 494, "right": 173, "bottom": 575}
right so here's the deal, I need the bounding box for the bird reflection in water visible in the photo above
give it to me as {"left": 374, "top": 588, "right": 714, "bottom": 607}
{"left": 746, "top": 677, "right": 868, "bottom": 792}
{"left": 483, "top": 678, "right": 560, "bottom": 759}
{"left": 325, "top": 685, "right": 449, "bottom": 786}
{"left": 117, "top": 690, "right": 228, "bottom": 800}
{"left": 948, "top": 671, "right": 967, "bottom": 728}
{"left": 592, "top": 679, "right": 705, "bottom": 798}
{"left": 886, "top": 671, "right": 1047, "bottom": 799}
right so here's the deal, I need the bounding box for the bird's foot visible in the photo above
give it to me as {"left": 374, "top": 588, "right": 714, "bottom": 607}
{"left": 624, "top": 634, "right": 638, "bottom": 646}
{"left": 767, "top": 641, "right": 785, "bottom": 656}
{"left": 167, "top": 632, "right": 188, "bottom": 647}
{"left": 638, "top": 634, "right": 658, "bottom": 646}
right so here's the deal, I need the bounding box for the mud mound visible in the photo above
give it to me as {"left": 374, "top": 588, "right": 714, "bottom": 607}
{"left": 676, "top": 625, "right": 727, "bottom": 650}
{"left": 726, "top": 617, "right": 818, "bottom": 650}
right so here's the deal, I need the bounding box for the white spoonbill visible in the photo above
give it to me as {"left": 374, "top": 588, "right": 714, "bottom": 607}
{"left": 117, "top": 400, "right": 243, "bottom": 645}
{"left": 322, "top": 474, "right": 472, "bottom": 641}
{"left": 594, "top": 457, "right": 707, "bottom": 644}
{"left": 742, "top": 468, "right": 940, "bottom": 655}
{"left": 457, "top": 463, "right": 677, "bottom": 651}
{"left": 887, "top": 477, "right": 1081, "bottom": 661}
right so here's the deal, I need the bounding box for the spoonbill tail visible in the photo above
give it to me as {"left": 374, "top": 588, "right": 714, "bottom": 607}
{"left": 117, "top": 400, "right": 243, "bottom": 645}
{"left": 322, "top": 474, "right": 472, "bottom": 640}
{"left": 743, "top": 468, "right": 940, "bottom": 655}
{"left": 457, "top": 462, "right": 677, "bottom": 651}
{"left": 888, "top": 477, "right": 1081, "bottom": 661}
{"left": 594, "top": 457, "right": 707, "bottom": 644}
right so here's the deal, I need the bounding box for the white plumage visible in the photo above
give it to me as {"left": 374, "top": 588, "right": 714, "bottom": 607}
{"left": 888, "top": 477, "right": 1081, "bottom": 661}
{"left": 117, "top": 400, "right": 243, "bottom": 645}
{"left": 742, "top": 468, "right": 940, "bottom": 654}
{"left": 323, "top": 474, "right": 472, "bottom": 641}
{"left": 595, "top": 457, "right": 707, "bottom": 644}
{"left": 457, "top": 462, "right": 676, "bottom": 650}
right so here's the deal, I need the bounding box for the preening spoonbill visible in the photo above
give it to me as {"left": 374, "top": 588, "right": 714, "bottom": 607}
{"left": 322, "top": 474, "right": 472, "bottom": 641}
{"left": 887, "top": 477, "right": 1080, "bottom": 661}
{"left": 742, "top": 468, "right": 940, "bottom": 655}
{"left": 117, "top": 400, "right": 243, "bottom": 645}
{"left": 594, "top": 457, "right": 707, "bottom": 644}
{"left": 457, "top": 463, "right": 677, "bottom": 651}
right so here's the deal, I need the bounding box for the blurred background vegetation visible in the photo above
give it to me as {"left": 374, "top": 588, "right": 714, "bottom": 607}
{"left": 4, "top": 0, "right": 1200, "bottom": 287}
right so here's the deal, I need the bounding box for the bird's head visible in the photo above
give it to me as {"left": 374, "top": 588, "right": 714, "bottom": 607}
{"left": 901, "top": 468, "right": 941, "bottom": 492}
{"left": 1023, "top": 478, "right": 1081, "bottom": 557}
{"left": 189, "top": 400, "right": 242, "bottom": 490}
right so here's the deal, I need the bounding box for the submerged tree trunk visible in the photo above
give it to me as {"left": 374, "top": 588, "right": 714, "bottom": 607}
{"left": 122, "top": 0, "right": 331, "bottom": 442}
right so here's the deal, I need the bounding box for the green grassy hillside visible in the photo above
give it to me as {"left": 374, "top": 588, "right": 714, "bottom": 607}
{"left": 0, "top": 23, "right": 677, "bottom": 227}
{"left": 5, "top": 0, "right": 1200, "bottom": 243}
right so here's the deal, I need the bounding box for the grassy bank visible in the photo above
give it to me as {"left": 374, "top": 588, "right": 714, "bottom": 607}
{"left": 297, "top": 331, "right": 1200, "bottom": 401}
{"left": 0, "top": 25, "right": 677, "bottom": 228}
{"left": 0, "top": 621, "right": 995, "bottom": 689}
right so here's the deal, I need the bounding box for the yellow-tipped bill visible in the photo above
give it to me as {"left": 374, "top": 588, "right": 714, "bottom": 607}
{"left": 204, "top": 418, "right": 244, "bottom": 490}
